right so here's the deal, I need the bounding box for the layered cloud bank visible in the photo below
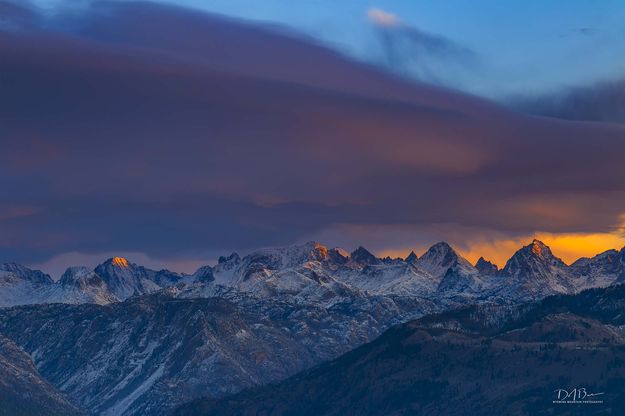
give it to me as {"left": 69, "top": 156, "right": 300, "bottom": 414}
{"left": 1, "top": 1, "right": 624, "bottom": 270}
{"left": 514, "top": 78, "right": 625, "bottom": 124}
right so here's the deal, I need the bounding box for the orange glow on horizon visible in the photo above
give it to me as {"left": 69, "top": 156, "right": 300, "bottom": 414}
{"left": 379, "top": 232, "right": 625, "bottom": 269}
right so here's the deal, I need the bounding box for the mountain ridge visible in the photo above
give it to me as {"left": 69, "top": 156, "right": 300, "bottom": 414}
{"left": 173, "top": 282, "right": 625, "bottom": 416}
{"left": 3, "top": 240, "right": 625, "bottom": 415}
{"left": 2, "top": 239, "right": 625, "bottom": 308}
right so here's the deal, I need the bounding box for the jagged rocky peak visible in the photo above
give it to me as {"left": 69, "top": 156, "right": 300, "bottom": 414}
{"left": 381, "top": 256, "right": 403, "bottom": 265}
{"left": 95, "top": 257, "right": 137, "bottom": 276}
{"left": 153, "top": 269, "right": 183, "bottom": 287}
{"left": 96, "top": 257, "right": 181, "bottom": 282}
{"left": 218, "top": 253, "right": 240, "bottom": 264}
{"left": 436, "top": 263, "right": 482, "bottom": 293}
{"left": 573, "top": 249, "right": 620, "bottom": 267}
{"left": 501, "top": 239, "right": 567, "bottom": 280}
{"left": 313, "top": 242, "right": 330, "bottom": 258}
{"left": 405, "top": 251, "right": 418, "bottom": 263}
{"left": 349, "top": 246, "right": 380, "bottom": 266}
{"left": 297, "top": 241, "right": 330, "bottom": 262}
{"left": 94, "top": 257, "right": 164, "bottom": 300}
{"left": 248, "top": 241, "right": 330, "bottom": 269}
{"left": 507, "top": 239, "right": 563, "bottom": 265}
{"left": 604, "top": 247, "right": 625, "bottom": 265}
{"left": 421, "top": 241, "right": 454, "bottom": 258}
{"left": 528, "top": 239, "right": 551, "bottom": 257}
{"left": 0, "top": 262, "right": 53, "bottom": 285}
{"left": 571, "top": 248, "right": 625, "bottom": 278}
{"left": 327, "top": 247, "right": 349, "bottom": 265}
{"left": 299, "top": 241, "right": 332, "bottom": 262}
{"left": 0, "top": 262, "right": 31, "bottom": 275}
{"left": 417, "top": 242, "right": 475, "bottom": 281}
{"left": 475, "top": 257, "right": 498, "bottom": 275}
{"left": 59, "top": 266, "right": 104, "bottom": 288}
{"left": 419, "top": 242, "right": 462, "bottom": 268}
{"left": 225, "top": 241, "right": 335, "bottom": 282}
{"left": 193, "top": 265, "right": 214, "bottom": 282}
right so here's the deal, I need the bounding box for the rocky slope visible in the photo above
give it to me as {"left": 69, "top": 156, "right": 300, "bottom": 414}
{"left": 175, "top": 284, "right": 625, "bottom": 416}
{"left": 0, "top": 287, "right": 432, "bottom": 416}
{"left": 0, "top": 334, "right": 85, "bottom": 416}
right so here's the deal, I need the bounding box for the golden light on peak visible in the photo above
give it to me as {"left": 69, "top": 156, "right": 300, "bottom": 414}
{"left": 459, "top": 230, "right": 625, "bottom": 267}
{"left": 313, "top": 242, "right": 329, "bottom": 257}
{"left": 111, "top": 257, "right": 129, "bottom": 268}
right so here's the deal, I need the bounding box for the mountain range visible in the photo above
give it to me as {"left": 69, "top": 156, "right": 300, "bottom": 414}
{"left": 175, "top": 284, "right": 625, "bottom": 415}
{"left": 3, "top": 240, "right": 625, "bottom": 309}
{"left": 1, "top": 239, "right": 625, "bottom": 415}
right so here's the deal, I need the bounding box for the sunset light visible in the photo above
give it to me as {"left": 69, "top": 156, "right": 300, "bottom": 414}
{"left": 2, "top": 1, "right": 625, "bottom": 414}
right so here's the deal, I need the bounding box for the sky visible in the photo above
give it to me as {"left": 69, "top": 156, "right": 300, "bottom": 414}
{"left": 27, "top": 0, "right": 625, "bottom": 99}
{"left": 1, "top": 0, "right": 625, "bottom": 277}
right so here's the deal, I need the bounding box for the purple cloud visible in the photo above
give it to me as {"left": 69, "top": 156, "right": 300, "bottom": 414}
{"left": 1, "top": 1, "right": 625, "bottom": 267}
{"left": 512, "top": 78, "right": 625, "bottom": 123}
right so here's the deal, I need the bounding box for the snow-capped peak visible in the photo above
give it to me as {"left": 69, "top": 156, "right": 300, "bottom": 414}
{"left": 217, "top": 253, "right": 241, "bottom": 272}
{"left": 0, "top": 263, "right": 53, "bottom": 285}
{"left": 94, "top": 258, "right": 169, "bottom": 300}
{"left": 50, "top": 267, "right": 118, "bottom": 304}
{"left": 192, "top": 266, "right": 214, "bottom": 282}
{"left": 405, "top": 251, "right": 418, "bottom": 263}
{"left": 349, "top": 246, "right": 379, "bottom": 266}
{"left": 475, "top": 257, "right": 498, "bottom": 275}
{"left": 417, "top": 242, "right": 474, "bottom": 280}
{"left": 503, "top": 240, "right": 565, "bottom": 274}
{"left": 495, "top": 239, "right": 575, "bottom": 300}
{"left": 59, "top": 267, "right": 101, "bottom": 287}
{"left": 419, "top": 242, "right": 455, "bottom": 263}
{"left": 243, "top": 241, "right": 330, "bottom": 269}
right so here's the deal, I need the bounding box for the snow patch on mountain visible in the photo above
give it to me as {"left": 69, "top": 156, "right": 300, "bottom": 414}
{"left": 3, "top": 239, "right": 625, "bottom": 309}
